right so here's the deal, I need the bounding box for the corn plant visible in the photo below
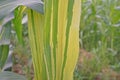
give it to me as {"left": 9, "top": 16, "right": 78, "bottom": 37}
{"left": 75, "top": 0, "right": 120, "bottom": 79}
{"left": 0, "top": 0, "right": 81, "bottom": 80}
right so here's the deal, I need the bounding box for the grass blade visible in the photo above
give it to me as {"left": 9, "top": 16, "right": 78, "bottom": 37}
{"left": 13, "top": 6, "right": 26, "bottom": 44}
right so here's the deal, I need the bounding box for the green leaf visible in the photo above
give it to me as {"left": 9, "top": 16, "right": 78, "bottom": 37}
{"left": 0, "top": 45, "right": 9, "bottom": 69}
{"left": 13, "top": 6, "right": 25, "bottom": 45}
{"left": 0, "top": 22, "right": 11, "bottom": 69}
{"left": 0, "top": 21, "right": 11, "bottom": 45}
{"left": 0, "top": 0, "right": 44, "bottom": 19}
{"left": 0, "top": 71, "right": 26, "bottom": 80}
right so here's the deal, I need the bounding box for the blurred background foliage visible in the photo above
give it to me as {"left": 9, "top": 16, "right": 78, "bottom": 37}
{"left": 74, "top": 0, "right": 120, "bottom": 80}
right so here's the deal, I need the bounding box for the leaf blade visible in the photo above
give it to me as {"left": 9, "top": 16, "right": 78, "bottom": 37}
{"left": 0, "top": 71, "right": 26, "bottom": 80}
{"left": 0, "top": 0, "right": 44, "bottom": 19}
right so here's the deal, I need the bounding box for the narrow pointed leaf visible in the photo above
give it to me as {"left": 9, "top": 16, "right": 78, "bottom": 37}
{"left": 0, "top": 45, "right": 9, "bottom": 69}
{"left": 13, "top": 6, "right": 26, "bottom": 44}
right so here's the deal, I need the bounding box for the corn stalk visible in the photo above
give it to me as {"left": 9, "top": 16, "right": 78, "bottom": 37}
{"left": 28, "top": 0, "right": 81, "bottom": 80}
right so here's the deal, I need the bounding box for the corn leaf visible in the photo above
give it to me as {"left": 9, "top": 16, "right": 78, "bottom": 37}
{"left": 0, "top": 24, "right": 11, "bottom": 45}
{"left": 0, "top": 71, "right": 26, "bottom": 80}
{"left": 0, "top": 45, "right": 9, "bottom": 69}
{"left": 27, "top": 0, "right": 81, "bottom": 80}
{"left": 13, "top": 6, "right": 26, "bottom": 45}
{"left": 44, "top": 0, "right": 81, "bottom": 80}
{"left": 28, "top": 9, "right": 47, "bottom": 80}
{"left": 0, "top": 22, "right": 11, "bottom": 69}
{"left": 0, "top": 0, "right": 44, "bottom": 19}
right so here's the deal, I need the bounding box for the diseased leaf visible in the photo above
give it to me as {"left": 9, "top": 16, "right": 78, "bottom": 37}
{"left": 28, "top": 9, "right": 47, "bottom": 80}
{"left": 27, "top": 0, "right": 81, "bottom": 80}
